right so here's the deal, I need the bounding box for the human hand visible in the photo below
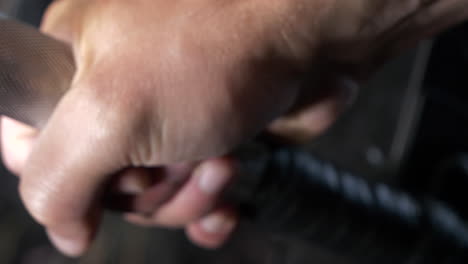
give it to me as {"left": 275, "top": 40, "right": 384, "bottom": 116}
{"left": 2, "top": 0, "right": 467, "bottom": 258}
{"left": 2, "top": 116, "right": 241, "bottom": 252}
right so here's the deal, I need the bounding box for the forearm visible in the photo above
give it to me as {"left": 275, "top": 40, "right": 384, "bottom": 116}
{"left": 312, "top": 0, "right": 468, "bottom": 77}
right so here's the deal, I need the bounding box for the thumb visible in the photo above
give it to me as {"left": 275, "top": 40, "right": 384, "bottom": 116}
{"left": 19, "top": 84, "right": 130, "bottom": 257}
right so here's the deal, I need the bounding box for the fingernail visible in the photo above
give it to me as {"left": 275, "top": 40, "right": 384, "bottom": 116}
{"left": 200, "top": 213, "right": 235, "bottom": 234}
{"left": 197, "top": 162, "right": 231, "bottom": 195}
{"left": 47, "top": 231, "right": 86, "bottom": 257}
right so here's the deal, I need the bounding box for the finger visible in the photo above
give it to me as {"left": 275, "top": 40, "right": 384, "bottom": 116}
{"left": 124, "top": 213, "right": 158, "bottom": 227}
{"left": 129, "top": 158, "right": 236, "bottom": 228}
{"left": 186, "top": 207, "right": 238, "bottom": 249}
{"left": 151, "top": 157, "right": 235, "bottom": 227}
{"left": 103, "top": 167, "right": 158, "bottom": 212}
{"left": 19, "top": 86, "right": 130, "bottom": 257}
{"left": 105, "top": 163, "right": 195, "bottom": 213}
{"left": 111, "top": 167, "right": 155, "bottom": 195}
{"left": 125, "top": 206, "right": 238, "bottom": 248}
{"left": 268, "top": 77, "right": 358, "bottom": 143}
{"left": 0, "top": 117, "right": 38, "bottom": 175}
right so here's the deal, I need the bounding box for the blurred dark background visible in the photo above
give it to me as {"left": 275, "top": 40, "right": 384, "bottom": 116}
{"left": 1, "top": 0, "right": 468, "bottom": 263}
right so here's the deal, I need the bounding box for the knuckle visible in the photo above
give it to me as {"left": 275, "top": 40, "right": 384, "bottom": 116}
{"left": 75, "top": 66, "right": 148, "bottom": 117}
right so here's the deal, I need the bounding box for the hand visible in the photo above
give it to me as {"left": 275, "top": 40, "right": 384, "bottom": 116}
{"left": 1, "top": 0, "right": 467, "bottom": 257}
{"left": 2, "top": 116, "right": 241, "bottom": 251}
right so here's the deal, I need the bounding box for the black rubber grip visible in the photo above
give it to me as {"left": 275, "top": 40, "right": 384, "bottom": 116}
{"left": 231, "top": 145, "right": 468, "bottom": 263}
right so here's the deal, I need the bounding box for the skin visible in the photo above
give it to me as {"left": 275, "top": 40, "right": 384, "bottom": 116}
{"left": 1, "top": 0, "right": 468, "bottom": 257}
